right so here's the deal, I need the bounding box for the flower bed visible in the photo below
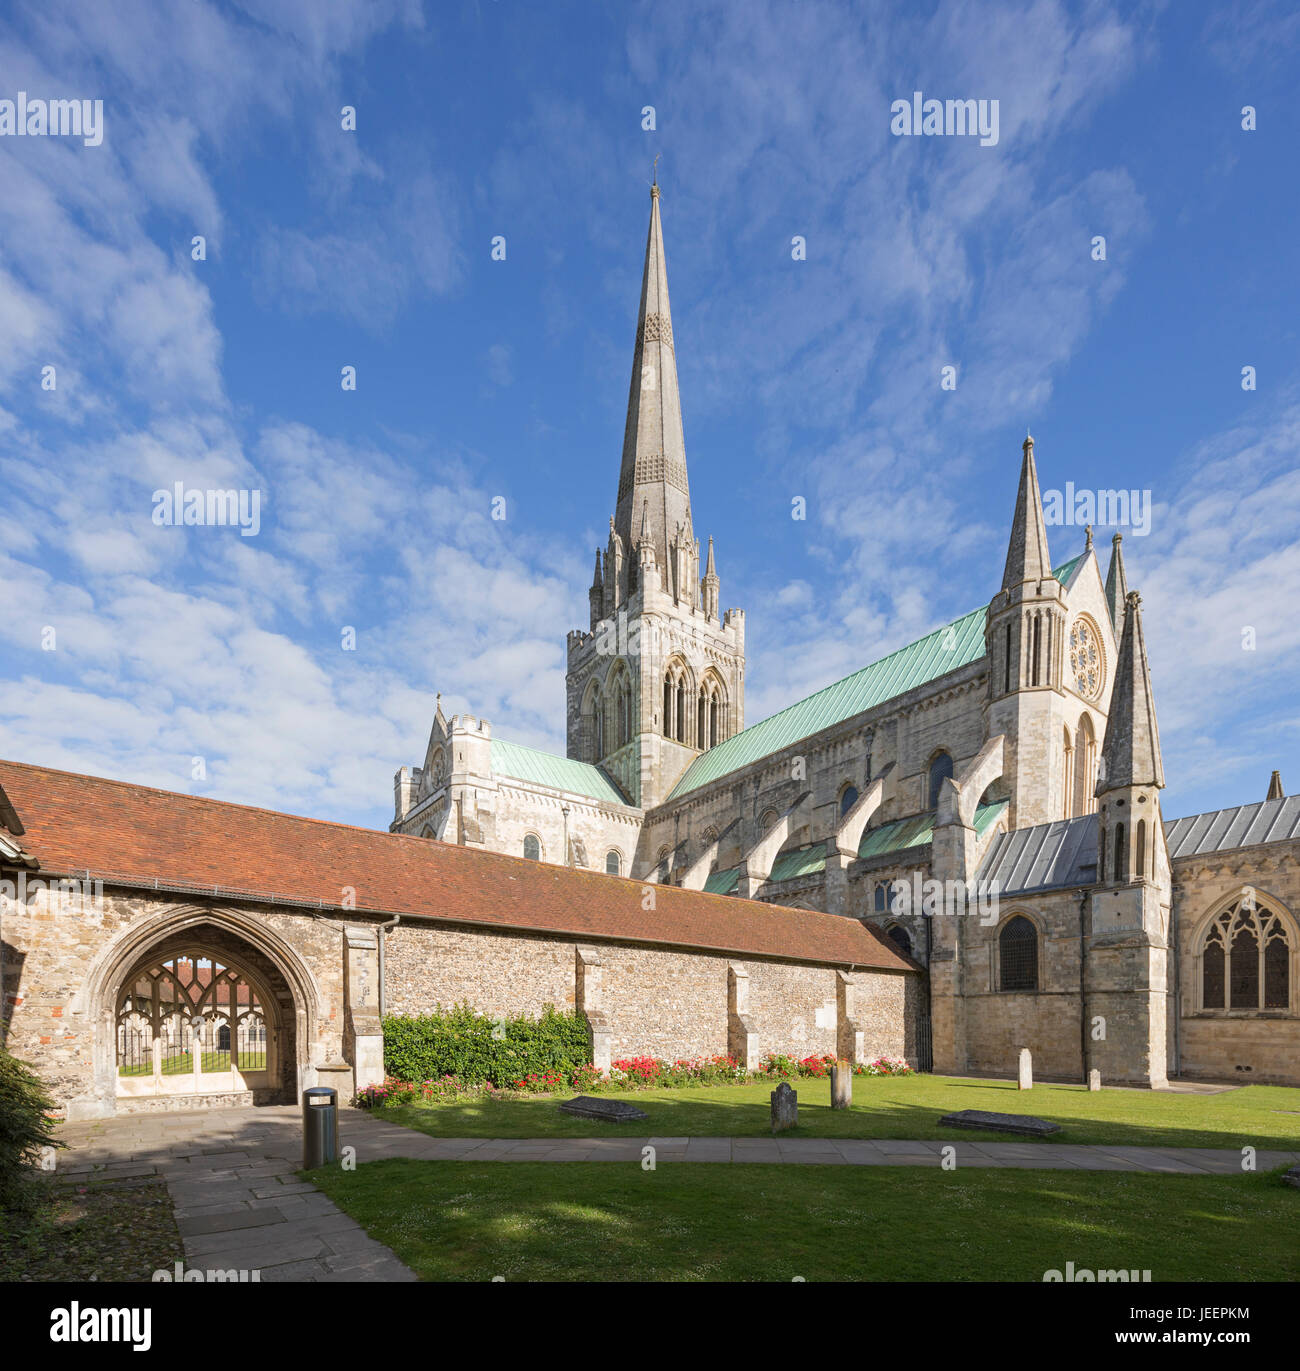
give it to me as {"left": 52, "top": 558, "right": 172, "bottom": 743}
{"left": 355, "top": 1052, "right": 912, "bottom": 1107}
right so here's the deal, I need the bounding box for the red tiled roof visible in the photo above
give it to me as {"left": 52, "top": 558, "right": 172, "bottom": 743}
{"left": 0, "top": 760, "right": 912, "bottom": 972}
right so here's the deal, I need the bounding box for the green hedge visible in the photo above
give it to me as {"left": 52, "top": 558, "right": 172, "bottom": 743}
{"left": 382, "top": 1004, "right": 591, "bottom": 1086}
{"left": 0, "top": 1048, "right": 62, "bottom": 1212}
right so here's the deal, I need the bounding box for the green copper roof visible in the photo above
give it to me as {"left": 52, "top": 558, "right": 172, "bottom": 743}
{"left": 490, "top": 738, "right": 628, "bottom": 805}
{"left": 700, "top": 801, "right": 1008, "bottom": 896}
{"left": 769, "top": 841, "right": 827, "bottom": 883}
{"left": 858, "top": 799, "right": 1008, "bottom": 859}
{"left": 667, "top": 556, "right": 1084, "bottom": 802}
{"left": 704, "top": 866, "right": 740, "bottom": 895}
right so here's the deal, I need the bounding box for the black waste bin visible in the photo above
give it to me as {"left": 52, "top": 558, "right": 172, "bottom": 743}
{"left": 302, "top": 1086, "right": 338, "bottom": 1169}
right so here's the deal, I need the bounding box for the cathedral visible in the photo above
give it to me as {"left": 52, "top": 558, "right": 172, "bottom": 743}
{"left": 393, "top": 184, "right": 1300, "bottom": 1089}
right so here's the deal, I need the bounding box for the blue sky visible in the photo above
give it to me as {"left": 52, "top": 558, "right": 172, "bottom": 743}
{"left": 1, "top": 0, "right": 1297, "bottom": 828}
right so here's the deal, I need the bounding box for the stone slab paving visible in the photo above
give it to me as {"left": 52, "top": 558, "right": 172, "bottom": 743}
{"left": 57, "top": 1105, "right": 417, "bottom": 1284}
{"left": 56, "top": 1105, "right": 1300, "bottom": 1284}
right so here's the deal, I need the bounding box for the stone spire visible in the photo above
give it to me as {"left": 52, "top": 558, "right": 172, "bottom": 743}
{"left": 701, "top": 535, "right": 720, "bottom": 619}
{"left": 1267, "top": 769, "right": 1285, "bottom": 801}
{"left": 613, "top": 183, "right": 692, "bottom": 585}
{"left": 588, "top": 548, "right": 604, "bottom": 630}
{"left": 1105, "top": 532, "right": 1129, "bottom": 637}
{"left": 1098, "top": 590, "right": 1165, "bottom": 794}
{"left": 1001, "top": 433, "right": 1052, "bottom": 590}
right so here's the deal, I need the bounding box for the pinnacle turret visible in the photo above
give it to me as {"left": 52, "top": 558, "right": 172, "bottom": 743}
{"left": 1098, "top": 591, "right": 1165, "bottom": 794}
{"left": 1105, "top": 532, "right": 1129, "bottom": 637}
{"left": 1001, "top": 434, "right": 1053, "bottom": 590}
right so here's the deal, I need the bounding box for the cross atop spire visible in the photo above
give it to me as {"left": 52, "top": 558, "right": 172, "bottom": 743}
{"left": 1098, "top": 590, "right": 1165, "bottom": 794}
{"left": 1001, "top": 432, "right": 1052, "bottom": 590}
{"left": 613, "top": 184, "right": 692, "bottom": 587}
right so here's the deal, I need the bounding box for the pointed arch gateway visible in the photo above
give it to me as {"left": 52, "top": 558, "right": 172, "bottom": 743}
{"left": 85, "top": 906, "right": 319, "bottom": 1109}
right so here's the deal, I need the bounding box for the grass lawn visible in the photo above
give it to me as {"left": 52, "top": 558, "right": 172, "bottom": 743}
{"left": 307, "top": 1158, "right": 1300, "bottom": 1282}
{"left": 371, "top": 1075, "right": 1300, "bottom": 1150}
{"left": 118, "top": 1050, "right": 265, "bottom": 1077}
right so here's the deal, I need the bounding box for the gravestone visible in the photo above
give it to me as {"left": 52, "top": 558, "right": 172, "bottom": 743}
{"left": 1088, "top": 1069, "right": 1101, "bottom": 1092}
{"left": 771, "top": 1081, "right": 798, "bottom": 1133}
{"left": 938, "top": 1109, "right": 1060, "bottom": 1137}
{"left": 1018, "top": 1047, "right": 1033, "bottom": 1090}
{"left": 559, "top": 1095, "right": 649, "bottom": 1123}
{"left": 830, "top": 1060, "right": 852, "bottom": 1110}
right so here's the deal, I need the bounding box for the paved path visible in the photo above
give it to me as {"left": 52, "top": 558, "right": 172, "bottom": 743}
{"left": 57, "top": 1106, "right": 417, "bottom": 1284}
{"left": 56, "top": 1106, "right": 1300, "bottom": 1282}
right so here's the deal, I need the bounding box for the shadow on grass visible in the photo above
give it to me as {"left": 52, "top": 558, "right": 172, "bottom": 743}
{"left": 305, "top": 1156, "right": 1300, "bottom": 1282}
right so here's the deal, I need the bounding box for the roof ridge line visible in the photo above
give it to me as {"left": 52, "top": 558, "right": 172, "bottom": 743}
{"left": 0, "top": 758, "right": 436, "bottom": 843}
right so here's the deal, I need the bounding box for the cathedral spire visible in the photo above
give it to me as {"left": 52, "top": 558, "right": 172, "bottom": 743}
{"left": 1098, "top": 591, "right": 1165, "bottom": 795}
{"left": 613, "top": 183, "right": 692, "bottom": 581}
{"left": 1105, "top": 532, "right": 1129, "bottom": 637}
{"left": 1001, "top": 433, "right": 1052, "bottom": 591}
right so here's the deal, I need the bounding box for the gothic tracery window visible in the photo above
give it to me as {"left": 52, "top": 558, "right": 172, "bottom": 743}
{"left": 1200, "top": 899, "right": 1292, "bottom": 1011}
{"left": 1069, "top": 616, "right": 1103, "bottom": 701}
{"left": 662, "top": 659, "right": 691, "bottom": 744}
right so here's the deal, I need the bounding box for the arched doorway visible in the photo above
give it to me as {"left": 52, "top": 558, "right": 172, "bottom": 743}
{"left": 115, "top": 953, "right": 275, "bottom": 1100}
{"left": 102, "top": 916, "right": 307, "bottom": 1107}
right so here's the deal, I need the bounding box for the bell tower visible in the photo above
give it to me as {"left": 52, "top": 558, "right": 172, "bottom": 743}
{"left": 985, "top": 434, "right": 1071, "bottom": 827}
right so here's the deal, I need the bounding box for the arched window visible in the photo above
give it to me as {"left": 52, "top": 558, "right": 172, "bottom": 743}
{"left": 1098, "top": 827, "right": 1107, "bottom": 883}
{"left": 1135, "top": 820, "right": 1146, "bottom": 879}
{"left": 886, "top": 925, "right": 912, "bottom": 958}
{"left": 1201, "top": 899, "right": 1292, "bottom": 1011}
{"left": 840, "top": 785, "right": 859, "bottom": 817}
{"left": 759, "top": 808, "right": 778, "bottom": 832}
{"left": 874, "top": 882, "right": 889, "bottom": 913}
{"left": 522, "top": 834, "right": 541, "bottom": 861}
{"left": 927, "top": 752, "right": 954, "bottom": 809}
{"left": 999, "top": 915, "right": 1038, "bottom": 992}
{"left": 656, "top": 846, "right": 671, "bottom": 885}
{"left": 662, "top": 659, "right": 692, "bottom": 744}
{"left": 1114, "top": 822, "right": 1126, "bottom": 881}
{"left": 582, "top": 680, "right": 604, "bottom": 762}
{"left": 693, "top": 671, "right": 727, "bottom": 750}
{"left": 605, "top": 850, "right": 621, "bottom": 876}
{"left": 1074, "top": 715, "right": 1097, "bottom": 816}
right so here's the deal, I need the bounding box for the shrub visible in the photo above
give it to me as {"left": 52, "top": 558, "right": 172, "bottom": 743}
{"left": 382, "top": 1003, "right": 590, "bottom": 1088}
{"left": 0, "top": 1048, "right": 63, "bottom": 1212}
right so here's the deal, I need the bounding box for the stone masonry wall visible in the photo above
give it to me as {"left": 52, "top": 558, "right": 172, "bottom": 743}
{"left": 1172, "top": 839, "right": 1300, "bottom": 1086}
{"left": 386, "top": 918, "right": 918, "bottom": 1067}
